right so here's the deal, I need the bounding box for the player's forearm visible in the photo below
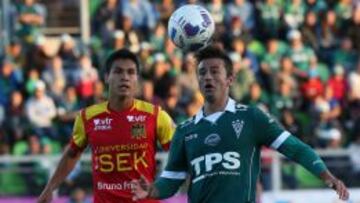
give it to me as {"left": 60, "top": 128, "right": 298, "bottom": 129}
{"left": 43, "top": 146, "right": 81, "bottom": 192}
{"left": 278, "top": 135, "right": 327, "bottom": 176}
{"left": 319, "top": 170, "right": 338, "bottom": 188}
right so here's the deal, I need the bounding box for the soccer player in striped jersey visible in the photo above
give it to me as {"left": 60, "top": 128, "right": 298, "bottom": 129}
{"left": 132, "top": 46, "right": 349, "bottom": 203}
{"left": 38, "top": 49, "right": 175, "bottom": 203}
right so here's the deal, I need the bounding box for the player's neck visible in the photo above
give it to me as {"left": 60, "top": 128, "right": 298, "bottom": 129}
{"left": 203, "top": 96, "right": 229, "bottom": 116}
{"left": 108, "top": 96, "right": 134, "bottom": 112}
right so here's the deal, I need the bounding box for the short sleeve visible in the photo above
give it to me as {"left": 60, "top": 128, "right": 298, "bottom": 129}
{"left": 253, "top": 107, "right": 290, "bottom": 149}
{"left": 70, "top": 110, "right": 88, "bottom": 151}
{"left": 156, "top": 108, "right": 175, "bottom": 150}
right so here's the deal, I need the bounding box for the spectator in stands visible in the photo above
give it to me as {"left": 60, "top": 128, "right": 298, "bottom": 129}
{"left": 42, "top": 56, "right": 67, "bottom": 103}
{"left": 231, "top": 37, "right": 259, "bottom": 76}
{"left": 6, "top": 38, "right": 26, "bottom": 82}
{"left": 120, "top": 0, "right": 158, "bottom": 33}
{"left": 25, "top": 68, "right": 41, "bottom": 96}
{"left": 3, "top": 91, "right": 28, "bottom": 151}
{"left": 178, "top": 53, "right": 199, "bottom": 103}
{"left": 348, "top": 60, "right": 360, "bottom": 103}
{"left": 327, "top": 64, "right": 348, "bottom": 104}
{"left": 345, "top": 4, "right": 360, "bottom": 53}
{"left": 162, "top": 81, "right": 187, "bottom": 123}
{"left": 73, "top": 55, "right": 99, "bottom": 105}
{"left": 242, "top": 82, "right": 269, "bottom": 111}
{"left": 57, "top": 34, "right": 79, "bottom": 69}
{"left": 222, "top": 16, "right": 252, "bottom": 49}
{"left": 91, "top": 81, "right": 107, "bottom": 104}
{"left": 226, "top": 0, "right": 255, "bottom": 32}
{"left": 230, "top": 52, "right": 255, "bottom": 102}
{"left": 16, "top": 0, "right": 46, "bottom": 44}
{"left": 312, "top": 86, "right": 343, "bottom": 148}
{"left": 138, "top": 79, "right": 161, "bottom": 105}
{"left": 256, "top": 0, "right": 282, "bottom": 40}
{"left": 92, "top": 0, "right": 121, "bottom": 45}
{"left": 206, "top": 0, "right": 226, "bottom": 41}
{"left": 347, "top": 60, "right": 360, "bottom": 124}
{"left": 149, "top": 23, "right": 167, "bottom": 52}
{"left": 155, "top": 0, "right": 175, "bottom": 24}
{"left": 25, "top": 80, "right": 57, "bottom": 140}
{"left": 138, "top": 42, "right": 154, "bottom": 77}
{"left": 25, "top": 35, "right": 50, "bottom": 72}
{"left": 284, "top": 0, "right": 306, "bottom": 29}
{"left": 300, "top": 69, "right": 324, "bottom": 107}
{"left": 334, "top": 0, "right": 353, "bottom": 27}
{"left": 333, "top": 37, "right": 358, "bottom": 72}
{"left": 271, "top": 81, "right": 296, "bottom": 118}
{"left": 301, "top": 11, "right": 320, "bottom": 52}
{"left": 0, "top": 60, "right": 22, "bottom": 106}
{"left": 306, "top": 0, "right": 328, "bottom": 15}
{"left": 318, "top": 10, "right": 340, "bottom": 64}
{"left": 260, "top": 39, "right": 283, "bottom": 93}
{"left": 57, "top": 86, "right": 83, "bottom": 146}
{"left": 276, "top": 56, "right": 299, "bottom": 94}
{"left": 287, "top": 30, "right": 316, "bottom": 73}
{"left": 281, "top": 108, "right": 302, "bottom": 139}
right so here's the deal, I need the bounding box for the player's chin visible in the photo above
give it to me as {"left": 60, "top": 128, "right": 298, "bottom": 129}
{"left": 204, "top": 94, "right": 215, "bottom": 103}
{"left": 116, "top": 92, "right": 132, "bottom": 98}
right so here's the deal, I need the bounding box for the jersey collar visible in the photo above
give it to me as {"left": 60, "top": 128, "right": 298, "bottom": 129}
{"left": 194, "top": 98, "right": 236, "bottom": 124}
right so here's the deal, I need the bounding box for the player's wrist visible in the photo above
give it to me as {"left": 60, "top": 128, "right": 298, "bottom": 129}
{"left": 147, "top": 184, "right": 160, "bottom": 199}
{"left": 319, "top": 170, "right": 338, "bottom": 189}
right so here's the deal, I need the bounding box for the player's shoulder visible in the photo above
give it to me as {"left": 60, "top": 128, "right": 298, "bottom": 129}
{"left": 177, "top": 116, "right": 196, "bottom": 130}
{"left": 82, "top": 101, "right": 108, "bottom": 120}
{"left": 134, "top": 99, "right": 158, "bottom": 115}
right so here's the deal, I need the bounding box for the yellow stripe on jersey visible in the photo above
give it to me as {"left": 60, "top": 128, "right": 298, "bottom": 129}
{"left": 133, "top": 99, "right": 155, "bottom": 114}
{"left": 84, "top": 102, "right": 109, "bottom": 120}
{"left": 156, "top": 109, "right": 175, "bottom": 146}
{"left": 134, "top": 99, "right": 175, "bottom": 147}
{"left": 72, "top": 111, "right": 87, "bottom": 149}
{"left": 72, "top": 102, "right": 109, "bottom": 149}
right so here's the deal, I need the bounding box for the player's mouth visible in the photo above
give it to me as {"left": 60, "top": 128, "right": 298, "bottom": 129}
{"left": 118, "top": 84, "right": 130, "bottom": 91}
{"left": 204, "top": 84, "right": 215, "bottom": 92}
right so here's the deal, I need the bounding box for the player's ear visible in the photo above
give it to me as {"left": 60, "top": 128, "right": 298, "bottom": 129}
{"left": 104, "top": 72, "right": 109, "bottom": 84}
{"left": 227, "top": 74, "right": 234, "bottom": 86}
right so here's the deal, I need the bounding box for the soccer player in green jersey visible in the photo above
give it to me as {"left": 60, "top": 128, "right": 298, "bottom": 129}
{"left": 132, "top": 46, "right": 349, "bottom": 203}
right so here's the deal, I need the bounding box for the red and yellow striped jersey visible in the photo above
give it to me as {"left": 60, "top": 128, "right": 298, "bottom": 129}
{"left": 70, "top": 99, "right": 175, "bottom": 203}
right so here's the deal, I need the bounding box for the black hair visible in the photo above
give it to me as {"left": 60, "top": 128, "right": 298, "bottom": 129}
{"left": 195, "top": 45, "right": 233, "bottom": 77}
{"left": 104, "top": 48, "right": 140, "bottom": 74}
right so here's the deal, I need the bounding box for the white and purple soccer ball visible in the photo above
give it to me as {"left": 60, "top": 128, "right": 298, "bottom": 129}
{"left": 168, "top": 4, "right": 215, "bottom": 51}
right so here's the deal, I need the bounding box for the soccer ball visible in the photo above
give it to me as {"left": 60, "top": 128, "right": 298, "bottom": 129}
{"left": 168, "top": 4, "right": 215, "bottom": 51}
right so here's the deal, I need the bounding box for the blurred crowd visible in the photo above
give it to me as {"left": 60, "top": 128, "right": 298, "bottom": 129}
{"left": 0, "top": 0, "right": 360, "bottom": 181}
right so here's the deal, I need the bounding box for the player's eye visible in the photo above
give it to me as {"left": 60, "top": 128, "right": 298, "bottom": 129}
{"left": 198, "top": 68, "right": 206, "bottom": 76}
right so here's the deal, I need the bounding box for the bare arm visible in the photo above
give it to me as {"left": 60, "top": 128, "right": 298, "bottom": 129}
{"left": 38, "top": 146, "right": 82, "bottom": 203}
{"left": 319, "top": 170, "right": 349, "bottom": 200}
{"left": 131, "top": 176, "right": 160, "bottom": 201}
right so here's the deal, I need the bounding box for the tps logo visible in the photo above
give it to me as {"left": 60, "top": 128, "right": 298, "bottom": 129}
{"left": 126, "top": 115, "right": 147, "bottom": 122}
{"left": 94, "top": 117, "right": 113, "bottom": 131}
{"left": 190, "top": 151, "right": 241, "bottom": 177}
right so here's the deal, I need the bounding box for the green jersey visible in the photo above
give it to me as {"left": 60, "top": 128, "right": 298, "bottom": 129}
{"left": 155, "top": 98, "right": 327, "bottom": 203}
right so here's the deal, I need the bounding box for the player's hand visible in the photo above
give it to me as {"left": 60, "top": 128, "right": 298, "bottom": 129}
{"left": 131, "top": 175, "right": 151, "bottom": 201}
{"left": 37, "top": 189, "right": 53, "bottom": 203}
{"left": 328, "top": 178, "right": 349, "bottom": 201}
